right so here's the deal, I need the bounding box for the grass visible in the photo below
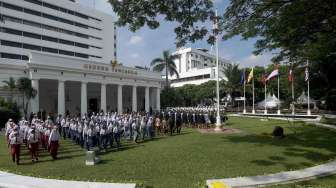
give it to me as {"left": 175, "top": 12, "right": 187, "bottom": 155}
{"left": 1, "top": 117, "right": 336, "bottom": 188}
{"left": 320, "top": 117, "right": 336, "bottom": 126}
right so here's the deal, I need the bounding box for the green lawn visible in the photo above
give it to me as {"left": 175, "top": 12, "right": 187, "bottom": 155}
{"left": 1, "top": 117, "right": 336, "bottom": 188}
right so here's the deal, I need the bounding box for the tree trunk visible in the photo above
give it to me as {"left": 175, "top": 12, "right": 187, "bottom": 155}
{"left": 165, "top": 61, "right": 169, "bottom": 88}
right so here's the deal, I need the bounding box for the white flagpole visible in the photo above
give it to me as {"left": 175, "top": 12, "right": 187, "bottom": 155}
{"left": 264, "top": 80, "right": 267, "bottom": 114}
{"left": 252, "top": 75, "right": 255, "bottom": 114}
{"left": 243, "top": 69, "right": 246, "bottom": 114}
{"left": 291, "top": 67, "right": 295, "bottom": 115}
{"left": 214, "top": 9, "right": 222, "bottom": 131}
{"left": 277, "top": 73, "right": 281, "bottom": 115}
{"left": 307, "top": 60, "right": 311, "bottom": 115}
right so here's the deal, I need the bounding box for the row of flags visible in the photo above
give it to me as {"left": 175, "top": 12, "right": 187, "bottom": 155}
{"left": 240, "top": 63, "right": 309, "bottom": 85}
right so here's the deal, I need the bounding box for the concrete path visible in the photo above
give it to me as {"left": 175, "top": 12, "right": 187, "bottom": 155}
{"left": 0, "top": 171, "right": 136, "bottom": 188}
{"left": 207, "top": 161, "right": 336, "bottom": 188}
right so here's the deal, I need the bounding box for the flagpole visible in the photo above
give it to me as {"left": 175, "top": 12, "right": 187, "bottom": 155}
{"left": 264, "top": 66, "right": 267, "bottom": 115}
{"left": 243, "top": 68, "right": 246, "bottom": 114}
{"left": 214, "top": 9, "right": 222, "bottom": 131}
{"left": 291, "top": 68, "right": 295, "bottom": 115}
{"left": 277, "top": 73, "right": 281, "bottom": 115}
{"left": 252, "top": 76, "right": 255, "bottom": 114}
{"left": 307, "top": 60, "right": 311, "bottom": 115}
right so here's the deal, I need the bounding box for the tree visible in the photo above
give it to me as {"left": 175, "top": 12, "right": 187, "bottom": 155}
{"left": 222, "top": 63, "right": 242, "bottom": 97}
{"left": 108, "top": 0, "right": 216, "bottom": 47}
{"left": 2, "top": 77, "right": 16, "bottom": 102}
{"left": 16, "top": 77, "right": 37, "bottom": 118}
{"left": 151, "top": 50, "right": 179, "bottom": 88}
{"left": 222, "top": 0, "right": 336, "bottom": 64}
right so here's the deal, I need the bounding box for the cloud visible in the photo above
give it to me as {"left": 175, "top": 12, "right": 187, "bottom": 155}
{"left": 238, "top": 53, "right": 273, "bottom": 68}
{"left": 131, "top": 53, "right": 139, "bottom": 59}
{"left": 128, "top": 36, "right": 143, "bottom": 45}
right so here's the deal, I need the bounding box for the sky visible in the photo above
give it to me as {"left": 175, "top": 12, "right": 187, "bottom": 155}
{"left": 79, "top": 0, "right": 273, "bottom": 68}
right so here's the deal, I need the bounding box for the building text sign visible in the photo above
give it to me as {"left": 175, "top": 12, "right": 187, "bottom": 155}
{"left": 83, "top": 64, "right": 138, "bottom": 75}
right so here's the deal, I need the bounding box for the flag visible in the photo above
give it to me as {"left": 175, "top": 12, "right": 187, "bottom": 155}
{"left": 240, "top": 70, "right": 246, "bottom": 85}
{"left": 288, "top": 69, "right": 293, "bottom": 82}
{"left": 266, "top": 64, "right": 279, "bottom": 81}
{"left": 247, "top": 68, "right": 254, "bottom": 83}
{"left": 305, "top": 66, "right": 309, "bottom": 82}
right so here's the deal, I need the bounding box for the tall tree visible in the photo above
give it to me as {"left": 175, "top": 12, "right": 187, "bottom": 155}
{"left": 2, "top": 77, "right": 16, "bottom": 102}
{"left": 151, "top": 50, "right": 179, "bottom": 88}
{"left": 108, "top": 0, "right": 216, "bottom": 47}
{"left": 16, "top": 77, "right": 37, "bottom": 118}
{"left": 222, "top": 63, "right": 242, "bottom": 97}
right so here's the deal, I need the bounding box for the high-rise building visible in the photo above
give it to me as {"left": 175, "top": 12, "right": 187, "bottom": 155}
{"left": 169, "top": 47, "right": 231, "bottom": 87}
{"left": 0, "top": 0, "right": 162, "bottom": 116}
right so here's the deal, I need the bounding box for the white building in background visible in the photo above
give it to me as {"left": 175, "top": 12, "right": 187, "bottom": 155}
{"left": 0, "top": 0, "right": 162, "bottom": 116}
{"left": 169, "top": 47, "right": 231, "bottom": 87}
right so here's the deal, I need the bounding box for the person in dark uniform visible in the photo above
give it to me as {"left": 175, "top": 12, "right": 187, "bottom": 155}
{"left": 176, "top": 114, "right": 182, "bottom": 134}
{"left": 168, "top": 116, "right": 174, "bottom": 136}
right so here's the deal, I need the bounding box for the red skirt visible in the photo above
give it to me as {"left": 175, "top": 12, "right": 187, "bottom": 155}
{"left": 10, "top": 144, "right": 20, "bottom": 156}
{"left": 49, "top": 141, "right": 59, "bottom": 158}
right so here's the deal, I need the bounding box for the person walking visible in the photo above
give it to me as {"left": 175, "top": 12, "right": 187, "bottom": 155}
{"left": 48, "top": 126, "right": 60, "bottom": 160}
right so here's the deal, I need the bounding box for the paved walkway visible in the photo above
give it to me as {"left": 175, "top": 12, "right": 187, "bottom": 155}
{"left": 207, "top": 114, "right": 336, "bottom": 188}
{"left": 0, "top": 171, "right": 136, "bottom": 188}
{"left": 207, "top": 161, "right": 336, "bottom": 188}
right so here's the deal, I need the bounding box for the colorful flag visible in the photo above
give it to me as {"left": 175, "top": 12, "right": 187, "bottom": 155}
{"left": 266, "top": 64, "right": 279, "bottom": 81}
{"left": 240, "top": 69, "right": 246, "bottom": 85}
{"left": 288, "top": 69, "right": 293, "bottom": 82}
{"left": 247, "top": 68, "right": 254, "bottom": 83}
{"left": 305, "top": 64, "right": 309, "bottom": 82}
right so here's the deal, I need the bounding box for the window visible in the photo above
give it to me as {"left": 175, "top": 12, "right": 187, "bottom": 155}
{"left": 60, "top": 7, "right": 67, "bottom": 13}
{"left": 1, "top": 40, "right": 22, "bottom": 48}
{"left": 2, "top": 27, "right": 22, "bottom": 35}
{"left": 76, "top": 13, "right": 89, "bottom": 19}
{"left": 75, "top": 43, "right": 89, "bottom": 48}
{"left": 42, "top": 13, "right": 58, "bottom": 21}
{"left": 75, "top": 22, "right": 88, "bottom": 29}
{"left": 43, "top": 2, "right": 59, "bottom": 11}
{"left": 1, "top": 52, "right": 22, "bottom": 60}
{"left": 23, "top": 31, "right": 41, "bottom": 39}
{"left": 22, "top": 55, "right": 29, "bottom": 61}
{"left": 24, "top": 8, "right": 41, "bottom": 16}
{"left": 3, "top": 15, "right": 22, "bottom": 24}
{"left": 24, "top": 0, "right": 42, "bottom": 5}
{"left": 59, "top": 18, "right": 73, "bottom": 25}
{"left": 75, "top": 53, "right": 88, "bottom": 58}
{"left": 42, "top": 24, "right": 58, "bottom": 32}
{"left": 42, "top": 47, "right": 58, "bottom": 54}
{"left": 68, "top": 10, "right": 74, "bottom": 15}
{"left": 23, "top": 20, "right": 41, "bottom": 28}
{"left": 59, "top": 39, "right": 74, "bottom": 46}
{"left": 90, "top": 45, "right": 102, "bottom": 49}
{"left": 23, "top": 43, "right": 41, "bottom": 51}
{"left": 42, "top": 36, "right": 58, "bottom": 42}
{"left": 59, "top": 50, "right": 74, "bottom": 56}
{"left": 2, "top": 2, "right": 23, "bottom": 11}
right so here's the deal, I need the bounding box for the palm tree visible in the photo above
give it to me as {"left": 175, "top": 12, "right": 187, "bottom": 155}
{"left": 16, "top": 77, "right": 37, "bottom": 118}
{"left": 222, "top": 63, "right": 242, "bottom": 96}
{"left": 2, "top": 77, "right": 16, "bottom": 102}
{"left": 151, "top": 50, "right": 179, "bottom": 88}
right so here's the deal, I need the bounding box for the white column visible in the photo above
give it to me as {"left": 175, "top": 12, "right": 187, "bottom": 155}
{"left": 132, "top": 85, "right": 137, "bottom": 112}
{"left": 145, "top": 86, "right": 150, "bottom": 112}
{"left": 101, "top": 83, "right": 106, "bottom": 113}
{"left": 156, "top": 87, "right": 160, "bottom": 111}
{"left": 30, "top": 79, "right": 39, "bottom": 113}
{"left": 81, "top": 82, "right": 87, "bottom": 116}
{"left": 57, "top": 80, "right": 65, "bottom": 116}
{"left": 118, "top": 84, "right": 123, "bottom": 114}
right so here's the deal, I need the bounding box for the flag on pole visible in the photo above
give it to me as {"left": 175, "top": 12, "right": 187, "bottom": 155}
{"left": 266, "top": 64, "right": 279, "bottom": 81}
{"left": 288, "top": 68, "right": 293, "bottom": 82}
{"left": 247, "top": 68, "right": 254, "bottom": 83}
{"left": 240, "top": 69, "right": 246, "bottom": 85}
{"left": 305, "top": 64, "right": 309, "bottom": 82}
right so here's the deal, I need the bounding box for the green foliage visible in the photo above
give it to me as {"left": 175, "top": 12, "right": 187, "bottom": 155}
{"left": 0, "top": 97, "right": 21, "bottom": 128}
{"left": 16, "top": 77, "right": 37, "bottom": 118}
{"left": 2, "top": 77, "right": 17, "bottom": 102}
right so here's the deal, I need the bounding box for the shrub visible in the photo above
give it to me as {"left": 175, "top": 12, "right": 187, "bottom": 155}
{"left": 272, "top": 126, "right": 284, "bottom": 138}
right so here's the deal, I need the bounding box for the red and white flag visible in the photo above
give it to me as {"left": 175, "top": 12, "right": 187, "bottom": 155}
{"left": 288, "top": 69, "right": 293, "bottom": 82}
{"left": 266, "top": 64, "right": 279, "bottom": 81}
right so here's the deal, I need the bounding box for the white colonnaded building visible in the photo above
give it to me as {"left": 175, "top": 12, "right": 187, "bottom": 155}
{"left": 169, "top": 47, "right": 231, "bottom": 87}
{"left": 0, "top": 0, "right": 162, "bottom": 116}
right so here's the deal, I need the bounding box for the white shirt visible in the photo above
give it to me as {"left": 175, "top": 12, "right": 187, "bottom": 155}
{"left": 9, "top": 132, "right": 22, "bottom": 144}
{"left": 49, "top": 129, "right": 60, "bottom": 143}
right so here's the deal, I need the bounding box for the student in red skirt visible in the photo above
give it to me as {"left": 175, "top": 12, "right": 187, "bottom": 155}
{"left": 27, "top": 126, "right": 39, "bottom": 162}
{"left": 8, "top": 127, "right": 22, "bottom": 165}
{"left": 48, "top": 126, "right": 60, "bottom": 160}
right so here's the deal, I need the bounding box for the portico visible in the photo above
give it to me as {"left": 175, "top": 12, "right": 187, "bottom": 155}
{"left": 28, "top": 52, "right": 162, "bottom": 116}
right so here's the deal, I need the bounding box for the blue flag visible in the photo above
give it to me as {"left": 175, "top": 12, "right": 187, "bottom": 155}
{"left": 240, "top": 70, "right": 246, "bottom": 85}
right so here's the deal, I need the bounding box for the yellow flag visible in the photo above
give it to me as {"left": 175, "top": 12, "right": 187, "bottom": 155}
{"left": 247, "top": 68, "right": 254, "bottom": 83}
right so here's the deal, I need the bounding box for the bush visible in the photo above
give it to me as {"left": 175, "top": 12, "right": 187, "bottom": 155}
{"left": 272, "top": 126, "right": 284, "bottom": 138}
{"left": 0, "top": 97, "right": 21, "bottom": 128}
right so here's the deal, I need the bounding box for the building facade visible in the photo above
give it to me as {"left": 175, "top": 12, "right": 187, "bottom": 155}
{"left": 0, "top": 0, "right": 162, "bottom": 116}
{"left": 169, "top": 47, "right": 231, "bottom": 87}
